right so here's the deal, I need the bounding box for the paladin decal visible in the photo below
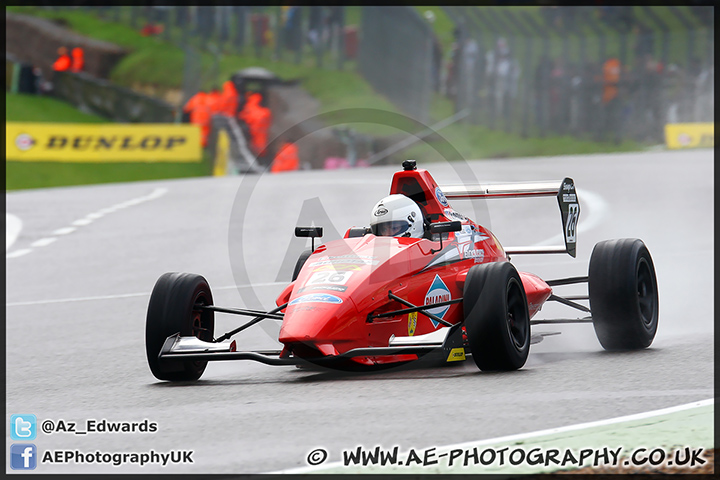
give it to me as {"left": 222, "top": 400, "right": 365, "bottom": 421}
{"left": 424, "top": 275, "right": 452, "bottom": 328}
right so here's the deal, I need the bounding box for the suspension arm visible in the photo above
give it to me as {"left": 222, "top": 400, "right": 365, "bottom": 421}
{"left": 196, "top": 304, "right": 284, "bottom": 320}
{"left": 385, "top": 292, "right": 454, "bottom": 328}
{"left": 215, "top": 303, "right": 289, "bottom": 342}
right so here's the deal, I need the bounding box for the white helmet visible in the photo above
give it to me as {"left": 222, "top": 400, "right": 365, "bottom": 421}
{"left": 369, "top": 194, "right": 424, "bottom": 238}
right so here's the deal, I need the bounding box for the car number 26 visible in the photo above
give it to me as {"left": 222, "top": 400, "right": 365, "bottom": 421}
{"left": 307, "top": 271, "right": 353, "bottom": 285}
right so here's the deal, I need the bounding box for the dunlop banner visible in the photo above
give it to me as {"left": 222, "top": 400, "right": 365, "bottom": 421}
{"left": 6, "top": 123, "right": 201, "bottom": 162}
{"left": 664, "top": 123, "right": 714, "bottom": 149}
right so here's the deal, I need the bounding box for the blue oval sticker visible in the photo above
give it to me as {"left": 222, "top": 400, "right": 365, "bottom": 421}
{"left": 435, "top": 187, "right": 449, "bottom": 207}
{"left": 289, "top": 293, "right": 344, "bottom": 305}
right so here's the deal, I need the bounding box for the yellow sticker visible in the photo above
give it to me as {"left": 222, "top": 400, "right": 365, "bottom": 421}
{"left": 213, "top": 129, "right": 230, "bottom": 176}
{"left": 408, "top": 311, "right": 417, "bottom": 336}
{"left": 446, "top": 347, "right": 466, "bottom": 362}
{"left": 6, "top": 122, "right": 201, "bottom": 162}
{"left": 664, "top": 123, "right": 714, "bottom": 149}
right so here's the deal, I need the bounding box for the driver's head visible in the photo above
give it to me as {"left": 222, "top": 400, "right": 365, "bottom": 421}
{"left": 369, "top": 194, "right": 424, "bottom": 238}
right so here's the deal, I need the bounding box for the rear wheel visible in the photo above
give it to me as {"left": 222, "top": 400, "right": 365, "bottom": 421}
{"left": 145, "top": 272, "right": 215, "bottom": 381}
{"left": 463, "top": 262, "right": 530, "bottom": 371}
{"left": 589, "top": 238, "right": 658, "bottom": 350}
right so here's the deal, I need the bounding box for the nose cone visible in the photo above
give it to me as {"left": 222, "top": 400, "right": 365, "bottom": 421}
{"left": 278, "top": 292, "right": 361, "bottom": 345}
{"left": 278, "top": 235, "right": 422, "bottom": 355}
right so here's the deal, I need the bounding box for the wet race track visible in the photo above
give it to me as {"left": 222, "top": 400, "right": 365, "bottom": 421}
{"left": 6, "top": 149, "right": 713, "bottom": 474}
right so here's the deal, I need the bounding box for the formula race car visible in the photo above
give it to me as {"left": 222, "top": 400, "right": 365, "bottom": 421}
{"left": 145, "top": 159, "right": 659, "bottom": 381}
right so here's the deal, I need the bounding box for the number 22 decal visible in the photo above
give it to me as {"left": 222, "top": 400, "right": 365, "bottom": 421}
{"left": 566, "top": 204, "right": 579, "bottom": 243}
{"left": 307, "top": 271, "right": 353, "bottom": 285}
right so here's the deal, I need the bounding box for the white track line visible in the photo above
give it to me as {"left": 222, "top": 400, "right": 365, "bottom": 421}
{"left": 52, "top": 227, "right": 76, "bottom": 235}
{"left": 274, "top": 398, "right": 715, "bottom": 474}
{"left": 30, "top": 237, "right": 57, "bottom": 248}
{"left": 6, "top": 213, "right": 22, "bottom": 251}
{"left": 6, "top": 248, "right": 32, "bottom": 259}
{"left": 6, "top": 282, "right": 287, "bottom": 307}
{"left": 7, "top": 188, "right": 168, "bottom": 259}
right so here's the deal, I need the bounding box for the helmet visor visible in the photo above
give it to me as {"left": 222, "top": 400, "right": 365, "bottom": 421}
{"left": 371, "top": 220, "right": 411, "bottom": 237}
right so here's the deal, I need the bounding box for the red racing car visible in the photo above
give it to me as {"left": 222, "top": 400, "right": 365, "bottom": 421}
{"left": 145, "top": 160, "right": 659, "bottom": 381}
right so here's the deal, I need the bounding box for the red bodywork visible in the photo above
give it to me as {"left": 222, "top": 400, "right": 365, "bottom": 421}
{"left": 276, "top": 168, "right": 552, "bottom": 365}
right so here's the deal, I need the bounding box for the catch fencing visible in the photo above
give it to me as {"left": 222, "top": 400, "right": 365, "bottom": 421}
{"left": 33, "top": 6, "right": 434, "bottom": 123}
{"left": 357, "top": 7, "right": 435, "bottom": 124}
{"left": 87, "top": 5, "right": 349, "bottom": 105}
{"left": 442, "top": 6, "right": 714, "bottom": 144}
{"left": 26, "top": 5, "right": 714, "bottom": 145}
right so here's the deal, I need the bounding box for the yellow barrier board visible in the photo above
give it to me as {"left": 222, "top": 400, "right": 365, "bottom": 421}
{"left": 213, "top": 129, "right": 230, "bottom": 176}
{"left": 664, "top": 123, "right": 714, "bottom": 149}
{"left": 6, "top": 123, "right": 202, "bottom": 162}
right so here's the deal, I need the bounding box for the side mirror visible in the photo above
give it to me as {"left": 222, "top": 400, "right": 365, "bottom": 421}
{"left": 347, "top": 226, "right": 371, "bottom": 238}
{"left": 295, "top": 226, "right": 323, "bottom": 238}
{"left": 295, "top": 226, "right": 323, "bottom": 252}
{"left": 429, "top": 221, "right": 461, "bottom": 254}
{"left": 429, "top": 221, "right": 462, "bottom": 234}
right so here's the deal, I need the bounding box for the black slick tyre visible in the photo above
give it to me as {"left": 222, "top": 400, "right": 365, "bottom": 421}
{"left": 145, "top": 272, "right": 215, "bottom": 381}
{"left": 292, "top": 249, "right": 313, "bottom": 281}
{"left": 463, "top": 262, "right": 530, "bottom": 371}
{"left": 588, "top": 238, "right": 658, "bottom": 350}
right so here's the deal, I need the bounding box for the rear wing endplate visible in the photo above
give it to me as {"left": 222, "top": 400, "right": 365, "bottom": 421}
{"left": 439, "top": 178, "right": 579, "bottom": 257}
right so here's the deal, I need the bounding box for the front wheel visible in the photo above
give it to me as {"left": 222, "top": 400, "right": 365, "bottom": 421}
{"left": 291, "top": 249, "right": 312, "bottom": 281}
{"left": 145, "top": 272, "right": 215, "bottom": 381}
{"left": 463, "top": 262, "right": 530, "bottom": 371}
{"left": 588, "top": 238, "right": 659, "bottom": 350}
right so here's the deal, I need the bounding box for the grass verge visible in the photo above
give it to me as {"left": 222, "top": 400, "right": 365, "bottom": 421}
{"left": 6, "top": 160, "right": 211, "bottom": 191}
{"left": 6, "top": 92, "right": 109, "bottom": 123}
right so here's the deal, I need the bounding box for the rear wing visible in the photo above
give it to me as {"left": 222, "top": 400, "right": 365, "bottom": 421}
{"left": 439, "top": 178, "right": 579, "bottom": 257}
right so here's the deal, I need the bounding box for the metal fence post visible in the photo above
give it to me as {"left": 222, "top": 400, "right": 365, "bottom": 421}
{"left": 472, "top": 9, "right": 498, "bottom": 129}
{"left": 485, "top": 9, "right": 517, "bottom": 133}
{"left": 234, "top": 6, "right": 246, "bottom": 53}
{"left": 275, "top": 6, "right": 283, "bottom": 61}
{"left": 311, "top": 7, "right": 324, "bottom": 68}
{"left": 520, "top": 35, "right": 532, "bottom": 138}
{"left": 162, "top": 7, "right": 172, "bottom": 42}
{"left": 218, "top": 6, "right": 229, "bottom": 49}
{"left": 252, "top": 8, "right": 262, "bottom": 58}
{"left": 295, "top": 6, "right": 304, "bottom": 65}
{"left": 455, "top": 22, "right": 468, "bottom": 122}
{"left": 518, "top": 11, "right": 543, "bottom": 137}
{"left": 205, "top": 6, "right": 215, "bottom": 46}
{"left": 423, "top": 19, "right": 433, "bottom": 125}
{"left": 668, "top": 6, "right": 696, "bottom": 71}
{"left": 129, "top": 6, "right": 139, "bottom": 30}
{"left": 336, "top": 6, "right": 345, "bottom": 71}
{"left": 356, "top": 6, "right": 431, "bottom": 122}
{"left": 181, "top": 42, "right": 201, "bottom": 107}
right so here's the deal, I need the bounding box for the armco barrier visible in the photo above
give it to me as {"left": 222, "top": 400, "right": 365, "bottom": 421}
{"left": 53, "top": 71, "right": 177, "bottom": 123}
